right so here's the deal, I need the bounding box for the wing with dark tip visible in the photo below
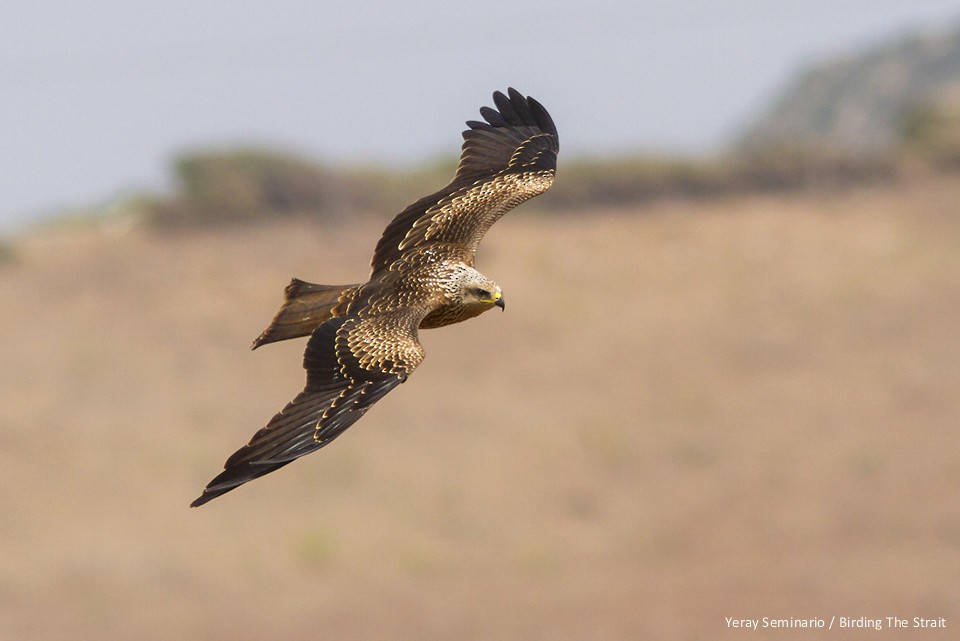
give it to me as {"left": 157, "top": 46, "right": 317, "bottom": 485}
{"left": 191, "top": 310, "right": 425, "bottom": 507}
{"left": 457, "top": 88, "right": 559, "bottom": 181}
{"left": 370, "top": 88, "right": 559, "bottom": 274}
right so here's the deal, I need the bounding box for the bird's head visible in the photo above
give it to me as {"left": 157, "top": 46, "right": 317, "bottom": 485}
{"left": 467, "top": 282, "right": 504, "bottom": 310}
{"left": 455, "top": 268, "right": 505, "bottom": 315}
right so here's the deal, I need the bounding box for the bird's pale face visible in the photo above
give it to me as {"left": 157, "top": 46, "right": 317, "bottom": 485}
{"left": 464, "top": 281, "right": 504, "bottom": 311}
{"left": 451, "top": 268, "right": 504, "bottom": 314}
{"left": 457, "top": 266, "right": 503, "bottom": 311}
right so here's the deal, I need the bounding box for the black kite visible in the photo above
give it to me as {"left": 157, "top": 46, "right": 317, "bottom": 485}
{"left": 192, "top": 88, "right": 558, "bottom": 506}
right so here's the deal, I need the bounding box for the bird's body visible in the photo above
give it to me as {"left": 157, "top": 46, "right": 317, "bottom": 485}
{"left": 192, "top": 88, "right": 558, "bottom": 507}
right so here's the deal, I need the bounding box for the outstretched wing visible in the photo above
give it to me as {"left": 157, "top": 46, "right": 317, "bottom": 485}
{"left": 191, "top": 310, "right": 425, "bottom": 507}
{"left": 370, "top": 88, "right": 559, "bottom": 273}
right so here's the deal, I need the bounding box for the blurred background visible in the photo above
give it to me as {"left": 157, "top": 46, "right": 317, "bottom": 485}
{"left": 2, "top": 1, "right": 959, "bottom": 639}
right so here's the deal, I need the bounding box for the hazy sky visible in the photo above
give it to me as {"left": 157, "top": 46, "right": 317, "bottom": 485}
{"left": 3, "top": 1, "right": 959, "bottom": 231}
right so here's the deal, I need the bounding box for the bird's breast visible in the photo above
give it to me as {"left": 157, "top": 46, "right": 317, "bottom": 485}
{"left": 419, "top": 302, "right": 485, "bottom": 329}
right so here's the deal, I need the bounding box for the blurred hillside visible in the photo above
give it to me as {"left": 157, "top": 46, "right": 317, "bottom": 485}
{"left": 128, "top": 135, "right": 954, "bottom": 230}
{"left": 740, "top": 22, "right": 960, "bottom": 154}
{"left": 142, "top": 149, "right": 456, "bottom": 229}
{"left": 134, "top": 147, "right": 905, "bottom": 229}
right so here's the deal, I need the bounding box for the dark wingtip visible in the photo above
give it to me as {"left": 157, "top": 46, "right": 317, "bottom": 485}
{"left": 189, "top": 485, "right": 230, "bottom": 508}
{"left": 468, "top": 88, "right": 556, "bottom": 136}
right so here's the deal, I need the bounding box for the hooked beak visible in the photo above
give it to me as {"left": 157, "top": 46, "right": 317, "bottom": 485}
{"left": 495, "top": 296, "right": 505, "bottom": 311}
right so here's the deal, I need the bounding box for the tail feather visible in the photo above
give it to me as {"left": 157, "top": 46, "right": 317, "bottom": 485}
{"left": 251, "top": 279, "right": 358, "bottom": 349}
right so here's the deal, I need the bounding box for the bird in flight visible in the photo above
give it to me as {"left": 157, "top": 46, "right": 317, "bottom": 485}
{"left": 191, "top": 88, "right": 559, "bottom": 507}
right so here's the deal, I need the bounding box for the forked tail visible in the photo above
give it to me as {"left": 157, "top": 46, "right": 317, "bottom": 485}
{"left": 251, "top": 279, "right": 358, "bottom": 349}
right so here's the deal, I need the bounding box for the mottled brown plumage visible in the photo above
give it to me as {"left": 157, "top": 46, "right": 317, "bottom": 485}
{"left": 191, "top": 88, "right": 558, "bottom": 507}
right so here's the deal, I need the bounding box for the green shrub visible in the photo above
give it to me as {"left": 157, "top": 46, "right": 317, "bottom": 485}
{"left": 900, "top": 100, "right": 960, "bottom": 168}
{"left": 0, "top": 239, "right": 17, "bottom": 265}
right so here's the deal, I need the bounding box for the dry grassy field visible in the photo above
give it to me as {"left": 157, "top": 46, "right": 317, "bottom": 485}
{"left": 1, "top": 175, "right": 958, "bottom": 640}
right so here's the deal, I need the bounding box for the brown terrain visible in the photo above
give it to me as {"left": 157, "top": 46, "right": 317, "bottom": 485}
{"left": 1, "top": 174, "right": 958, "bottom": 640}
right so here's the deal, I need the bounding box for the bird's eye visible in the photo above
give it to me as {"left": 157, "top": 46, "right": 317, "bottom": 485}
{"left": 476, "top": 288, "right": 490, "bottom": 299}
